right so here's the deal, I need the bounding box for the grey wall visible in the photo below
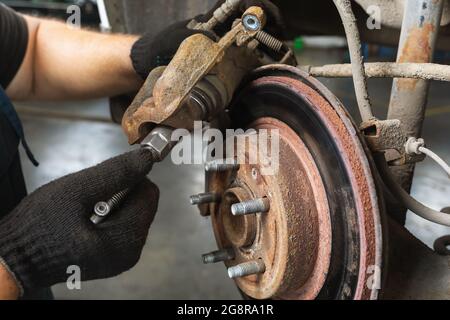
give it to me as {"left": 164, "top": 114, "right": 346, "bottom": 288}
{"left": 105, "top": 0, "right": 216, "bottom": 35}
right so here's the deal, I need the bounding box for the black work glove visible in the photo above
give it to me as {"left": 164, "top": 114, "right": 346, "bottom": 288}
{"left": 130, "top": 0, "right": 284, "bottom": 80}
{"left": 0, "top": 149, "right": 159, "bottom": 295}
{"left": 131, "top": 19, "right": 214, "bottom": 80}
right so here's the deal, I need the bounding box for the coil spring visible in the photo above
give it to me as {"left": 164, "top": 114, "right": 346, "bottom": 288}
{"left": 255, "top": 31, "right": 284, "bottom": 52}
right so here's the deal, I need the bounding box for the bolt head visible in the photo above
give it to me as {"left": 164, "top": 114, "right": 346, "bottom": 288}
{"left": 94, "top": 202, "right": 110, "bottom": 217}
{"left": 243, "top": 14, "right": 261, "bottom": 31}
{"left": 141, "top": 127, "right": 175, "bottom": 161}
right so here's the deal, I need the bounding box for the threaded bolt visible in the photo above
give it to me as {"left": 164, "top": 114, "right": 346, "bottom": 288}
{"left": 205, "top": 159, "right": 240, "bottom": 172}
{"left": 190, "top": 192, "right": 221, "bottom": 205}
{"left": 228, "top": 260, "right": 266, "bottom": 279}
{"left": 202, "top": 249, "right": 235, "bottom": 264}
{"left": 91, "top": 188, "right": 130, "bottom": 225}
{"left": 109, "top": 189, "right": 130, "bottom": 208}
{"left": 231, "top": 198, "right": 270, "bottom": 216}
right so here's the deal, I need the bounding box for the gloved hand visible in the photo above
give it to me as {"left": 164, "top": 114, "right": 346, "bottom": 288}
{"left": 0, "top": 149, "right": 159, "bottom": 295}
{"left": 130, "top": 0, "right": 284, "bottom": 80}
{"left": 131, "top": 19, "right": 214, "bottom": 80}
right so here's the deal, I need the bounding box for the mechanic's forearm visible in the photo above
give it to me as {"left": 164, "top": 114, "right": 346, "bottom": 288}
{"left": 0, "top": 264, "right": 19, "bottom": 300}
{"left": 8, "top": 16, "right": 142, "bottom": 101}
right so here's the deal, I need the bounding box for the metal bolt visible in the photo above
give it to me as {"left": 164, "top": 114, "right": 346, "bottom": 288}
{"left": 231, "top": 198, "right": 270, "bottom": 216}
{"left": 202, "top": 249, "right": 235, "bottom": 264}
{"left": 242, "top": 14, "right": 261, "bottom": 31}
{"left": 90, "top": 188, "right": 130, "bottom": 225}
{"left": 141, "top": 126, "right": 176, "bottom": 162}
{"left": 94, "top": 201, "right": 110, "bottom": 217}
{"left": 205, "top": 159, "right": 240, "bottom": 172}
{"left": 190, "top": 192, "right": 221, "bottom": 205}
{"left": 228, "top": 260, "right": 266, "bottom": 278}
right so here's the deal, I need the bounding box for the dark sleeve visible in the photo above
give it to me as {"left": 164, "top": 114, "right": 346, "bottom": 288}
{"left": 0, "top": 4, "right": 28, "bottom": 89}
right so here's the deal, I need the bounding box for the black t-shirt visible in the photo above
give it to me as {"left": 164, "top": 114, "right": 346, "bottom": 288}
{"left": 0, "top": 4, "right": 28, "bottom": 214}
{"left": 0, "top": 4, "right": 28, "bottom": 88}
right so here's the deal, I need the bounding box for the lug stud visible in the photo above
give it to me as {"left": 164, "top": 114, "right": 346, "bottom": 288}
{"left": 228, "top": 260, "right": 266, "bottom": 279}
{"left": 202, "top": 249, "right": 235, "bottom": 264}
{"left": 231, "top": 198, "right": 270, "bottom": 216}
{"left": 190, "top": 192, "right": 221, "bottom": 205}
{"left": 205, "top": 159, "right": 240, "bottom": 172}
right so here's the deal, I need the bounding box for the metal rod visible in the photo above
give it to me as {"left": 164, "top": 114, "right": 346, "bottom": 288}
{"left": 333, "top": 0, "right": 374, "bottom": 122}
{"left": 194, "top": 0, "right": 242, "bottom": 31}
{"left": 303, "top": 62, "right": 450, "bottom": 82}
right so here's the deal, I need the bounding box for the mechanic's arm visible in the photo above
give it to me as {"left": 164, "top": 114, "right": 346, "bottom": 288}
{"left": 6, "top": 15, "right": 142, "bottom": 101}
{"left": 6, "top": 0, "right": 283, "bottom": 102}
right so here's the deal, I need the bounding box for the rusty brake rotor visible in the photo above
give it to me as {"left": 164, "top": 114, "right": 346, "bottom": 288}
{"left": 202, "top": 65, "right": 384, "bottom": 300}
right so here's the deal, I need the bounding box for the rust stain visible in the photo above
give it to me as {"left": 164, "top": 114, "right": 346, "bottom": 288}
{"left": 397, "top": 23, "right": 435, "bottom": 90}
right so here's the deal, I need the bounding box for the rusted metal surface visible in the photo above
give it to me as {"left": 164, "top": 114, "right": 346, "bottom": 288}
{"left": 254, "top": 65, "right": 381, "bottom": 299}
{"left": 122, "top": 67, "right": 166, "bottom": 144}
{"left": 360, "top": 119, "right": 425, "bottom": 166}
{"left": 209, "top": 117, "right": 331, "bottom": 300}
{"left": 269, "top": 75, "right": 379, "bottom": 300}
{"left": 203, "top": 65, "right": 384, "bottom": 300}
{"left": 122, "top": 7, "right": 265, "bottom": 144}
{"left": 152, "top": 6, "right": 264, "bottom": 119}
{"left": 387, "top": 0, "right": 444, "bottom": 224}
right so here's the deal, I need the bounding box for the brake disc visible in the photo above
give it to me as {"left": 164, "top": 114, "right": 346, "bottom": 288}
{"left": 202, "top": 65, "right": 385, "bottom": 300}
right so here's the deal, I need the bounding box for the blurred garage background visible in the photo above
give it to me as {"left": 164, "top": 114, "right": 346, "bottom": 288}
{"left": 1, "top": 0, "right": 449, "bottom": 299}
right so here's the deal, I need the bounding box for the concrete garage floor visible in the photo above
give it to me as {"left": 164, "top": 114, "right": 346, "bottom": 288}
{"left": 16, "top": 48, "right": 450, "bottom": 299}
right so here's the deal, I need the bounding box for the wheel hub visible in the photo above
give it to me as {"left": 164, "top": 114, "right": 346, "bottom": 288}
{"left": 209, "top": 118, "right": 332, "bottom": 300}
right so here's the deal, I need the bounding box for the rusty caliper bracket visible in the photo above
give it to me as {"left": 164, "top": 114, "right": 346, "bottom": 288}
{"left": 360, "top": 119, "right": 425, "bottom": 166}
{"left": 122, "top": 7, "right": 267, "bottom": 144}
